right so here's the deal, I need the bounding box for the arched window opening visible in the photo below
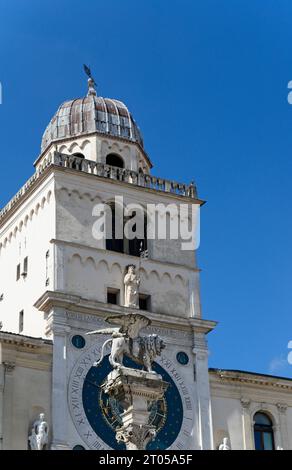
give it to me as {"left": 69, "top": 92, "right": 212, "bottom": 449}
{"left": 106, "top": 153, "right": 124, "bottom": 169}
{"left": 105, "top": 203, "right": 124, "bottom": 254}
{"left": 127, "top": 212, "right": 147, "bottom": 257}
{"left": 254, "top": 412, "right": 275, "bottom": 450}
{"left": 105, "top": 204, "right": 147, "bottom": 258}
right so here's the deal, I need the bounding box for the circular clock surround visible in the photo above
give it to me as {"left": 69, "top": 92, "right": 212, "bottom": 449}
{"left": 82, "top": 356, "right": 183, "bottom": 450}
{"left": 176, "top": 351, "right": 189, "bottom": 365}
{"left": 68, "top": 339, "right": 195, "bottom": 450}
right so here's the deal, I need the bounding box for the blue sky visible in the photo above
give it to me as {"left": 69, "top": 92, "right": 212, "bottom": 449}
{"left": 0, "top": 0, "right": 292, "bottom": 377}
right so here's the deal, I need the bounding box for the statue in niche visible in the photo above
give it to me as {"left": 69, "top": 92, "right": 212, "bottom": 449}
{"left": 124, "top": 265, "right": 140, "bottom": 308}
{"left": 87, "top": 313, "right": 165, "bottom": 373}
{"left": 218, "top": 437, "right": 231, "bottom": 450}
{"left": 28, "top": 413, "right": 49, "bottom": 450}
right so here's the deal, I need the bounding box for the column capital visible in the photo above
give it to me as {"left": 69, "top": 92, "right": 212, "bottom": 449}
{"left": 116, "top": 424, "right": 156, "bottom": 451}
{"left": 277, "top": 403, "right": 288, "bottom": 413}
{"left": 240, "top": 397, "right": 251, "bottom": 409}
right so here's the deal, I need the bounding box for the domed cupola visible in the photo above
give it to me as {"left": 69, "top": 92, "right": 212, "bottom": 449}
{"left": 37, "top": 75, "right": 152, "bottom": 173}
{"left": 41, "top": 78, "right": 144, "bottom": 154}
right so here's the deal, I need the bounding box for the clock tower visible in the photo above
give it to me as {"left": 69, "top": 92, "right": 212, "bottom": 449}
{"left": 0, "top": 77, "right": 216, "bottom": 450}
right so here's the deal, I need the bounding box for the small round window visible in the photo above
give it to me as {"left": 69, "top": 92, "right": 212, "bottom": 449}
{"left": 72, "top": 444, "right": 86, "bottom": 450}
{"left": 71, "top": 335, "right": 86, "bottom": 349}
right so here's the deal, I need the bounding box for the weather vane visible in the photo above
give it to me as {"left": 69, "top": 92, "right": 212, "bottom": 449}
{"left": 83, "top": 64, "right": 97, "bottom": 96}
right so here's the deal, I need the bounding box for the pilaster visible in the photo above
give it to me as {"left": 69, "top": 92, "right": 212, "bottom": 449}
{"left": 192, "top": 332, "right": 213, "bottom": 449}
{"left": 2, "top": 362, "right": 15, "bottom": 450}
{"left": 277, "top": 403, "right": 289, "bottom": 449}
{"left": 49, "top": 308, "right": 71, "bottom": 450}
{"left": 240, "top": 397, "right": 253, "bottom": 450}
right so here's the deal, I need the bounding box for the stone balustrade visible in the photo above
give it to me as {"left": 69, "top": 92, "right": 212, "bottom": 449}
{"left": 52, "top": 152, "right": 198, "bottom": 199}
{"left": 0, "top": 152, "right": 198, "bottom": 222}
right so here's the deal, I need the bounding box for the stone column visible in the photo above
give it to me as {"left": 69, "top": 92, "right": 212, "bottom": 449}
{"left": 240, "top": 398, "right": 253, "bottom": 450}
{"left": 2, "top": 362, "right": 15, "bottom": 450}
{"left": 276, "top": 403, "right": 289, "bottom": 449}
{"left": 50, "top": 310, "right": 70, "bottom": 450}
{"left": 193, "top": 333, "right": 213, "bottom": 449}
{"left": 102, "top": 368, "right": 168, "bottom": 450}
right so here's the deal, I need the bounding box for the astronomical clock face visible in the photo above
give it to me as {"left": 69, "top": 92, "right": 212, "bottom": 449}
{"left": 68, "top": 336, "right": 195, "bottom": 450}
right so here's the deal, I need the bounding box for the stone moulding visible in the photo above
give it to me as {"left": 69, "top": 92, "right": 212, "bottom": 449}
{"left": 0, "top": 331, "right": 52, "bottom": 349}
{"left": 52, "top": 238, "right": 201, "bottom": 275}
{"left": 210, "top": 369, "right": 292, "bottom": 391}
{"left": 34, "top": 290, "right": 217, "bottom": 338}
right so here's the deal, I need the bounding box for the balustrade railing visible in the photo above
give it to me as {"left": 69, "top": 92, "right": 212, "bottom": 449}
{"left": 0, "top": 152, "right": 198, "bottom": 221}
{"left": 53, "top": 152, "right": 197, "bottom": 198}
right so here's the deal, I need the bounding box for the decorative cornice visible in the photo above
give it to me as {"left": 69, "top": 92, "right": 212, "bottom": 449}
{"left": 50, "top": 238, "right": 201, "bottom": 275}
{"left": 34, "top": 290, "right": 216, "bottom": 335}
{"left": 210, "top": 369, "right": 292, "bottom": 391}
{"left": 51, "top": 156, "right": 203, "bottom": 204}
{"left": 277, "top": 403, "right": 288, "bottom": 413}
{"left": 1, "top": 151, "right": 203, "bottom": 228}
{"left": 0, "top": 331, "right": 52, "bottom": 350}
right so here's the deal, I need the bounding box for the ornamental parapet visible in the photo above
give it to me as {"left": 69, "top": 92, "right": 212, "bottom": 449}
{"left": 0, "top": 152, "right": 199, "bottom": 222}
{"left": 52, "top": 152, "right": 198, "bottom": 198}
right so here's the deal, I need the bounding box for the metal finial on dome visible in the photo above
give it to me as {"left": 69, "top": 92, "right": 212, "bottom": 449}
{"left": 83, "top": 64, "right": 97, "bottom": 96}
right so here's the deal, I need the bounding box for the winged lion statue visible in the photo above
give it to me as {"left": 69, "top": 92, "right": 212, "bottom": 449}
{"left": 86, "top": 313, "right": 165, "bottom": 372}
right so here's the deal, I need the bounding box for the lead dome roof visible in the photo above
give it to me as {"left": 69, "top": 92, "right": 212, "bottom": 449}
{"left": 41, "top": 95, "right": 144, "bottom": 154}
